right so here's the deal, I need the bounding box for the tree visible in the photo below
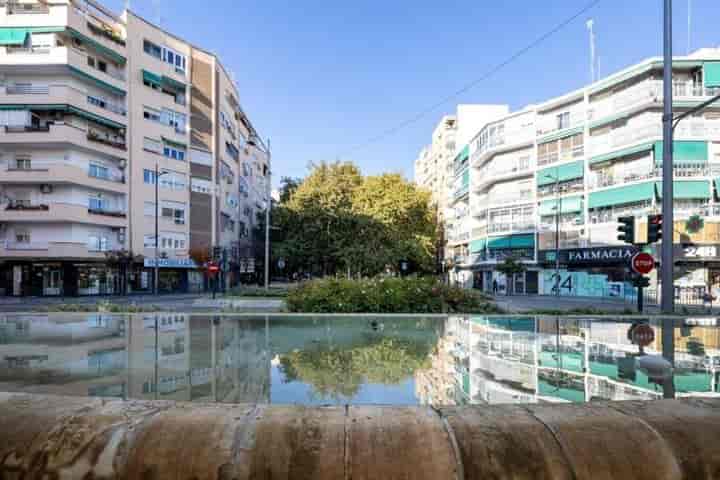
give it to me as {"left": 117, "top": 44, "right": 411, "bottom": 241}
{"left": 270, "top": 163, "right": 438, "bottom": 278}
{"left": 495, "top": 257, "right": 526, "bottom": 295}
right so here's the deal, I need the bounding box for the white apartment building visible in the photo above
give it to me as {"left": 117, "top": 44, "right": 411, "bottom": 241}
{"left": 444, "top": 48, "right": 720, "bottom": 301}
{"left": 0, "top": 0, "right": 269, "bottom": 297}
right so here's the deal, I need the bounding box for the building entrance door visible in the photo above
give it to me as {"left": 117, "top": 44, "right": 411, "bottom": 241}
{"left": 13, "top": 265, "right": 22, "bottom": 296}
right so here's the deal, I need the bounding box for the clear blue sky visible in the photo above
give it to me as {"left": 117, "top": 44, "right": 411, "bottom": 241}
{"left": 109, "top": 0, "right": 719, "bottom": 184}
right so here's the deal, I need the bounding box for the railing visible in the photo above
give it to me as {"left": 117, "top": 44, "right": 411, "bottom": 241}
{"left": 88, "top": 168, "right": 124, "bottom": 184}
{"left": 589, "top": 165, "right": 710, "bottom": 189}
{"left": 537, "top": 144, "right": 584, "bottom": 167}
{"left": 4, "top": 125, "right": 49, "bottom": 133}
{"left": 487, "top": 195, "right": 534, "bottom": 206}
{"left": 88, "top": 208, "right": 126, "bottom": 218}
{"left": 5, "top": 203, "right": 49, "bottom": 211}
{"left": 537, "top": 179, "right": 585, "bottom": 199}
{"left": 487, "top": 222, "right": 536, "bottom": 234}
{"left": 86, "top": 20, "right": 125, "bottom": 46}
{"left": 537, "top": 112, "right": 584, "bottom": 136}
{"left": 588, "top": 81, "right": 661, "bottom": 121}
{"left": 6, "top": 84, "right": 49, "bottom": 95}
{"left": 87, "top": 130, "right": 126, "bottom": 150}
{"left": 1, "top": 241, "right": 49, "bottom": 251}
{"left": 87, "top": 94, "right": 127, "bottom": 116}
{"left": 69, "top": 47, "right": 125, "bottom": 82}
{"left": 6, "top": 1, "right": 49, "bottom": 14}
{"left": 4, "top": 46, "right": 51, "bottom": 55}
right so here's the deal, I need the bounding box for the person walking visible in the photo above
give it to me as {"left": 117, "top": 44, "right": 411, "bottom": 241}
{"left": 492, "top": 279, "right": 498, "bottom": 295}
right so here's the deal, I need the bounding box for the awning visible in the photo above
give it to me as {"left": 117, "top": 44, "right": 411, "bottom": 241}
{"left": 68, "top": 105, "right": 125, "bottom": 129}
{"left": 0, "top": 28, "right": 28, "bottom": 45}
{"left": 469, "top": 239, "right": 486, "bottom": 254}
{"left": 67, "top": 28, "right": 126, "bottom": 64}
{"left": 461, "top": 169, "right": 470, "bottom": 188}
{"left": 162, "top": 75, "right": 186, "bottom": 91}
{"left": 704, "top": 62, "right": 720, "bottom": 88}
{"left": 142, "top": 69, "right": 162, "bottom": 88}
{"left": 537, "top": 126, "right": 584, "bottom": 144}
{"left": 539, "top": 196, "right": 583, "bottom": 216}
{"left": 589, "top": 142, "right": 654, "bottom": 165}
{"left": 456, "top": 145, "right": 469, "bottom": 163}
{"left": 68, "top": 66, "right": 126, "bottom": 97}
{"left": 654, "top": 141, "right": 708, "bottom": 165}
{"left": 487, "top": 234, "right": 535, "bottom": 250}
{"left": 537, "top": 160, "right": 584, "bottom": 186}
{"left": 162, "top": 136, "right": 187, "bottom": 149}
{"left": 655, "top": 180, "right": 711, "bottom": 200}
{"left": 588, "top": 182, "right": 655, "bottom": 209}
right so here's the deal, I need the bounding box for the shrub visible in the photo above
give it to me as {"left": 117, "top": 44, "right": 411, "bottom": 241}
{"left": 224, "top": 286, "right": 289, "bottom": 298}
{"left": 286, "top": 277, "right": 500, "bottom": 314}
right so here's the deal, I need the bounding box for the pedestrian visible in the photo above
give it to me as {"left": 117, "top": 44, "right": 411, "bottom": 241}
{"left": 703, "top": 289, "right": 713, "bottom": 312}
{"left": 492, "top": 279, "right": 498, "bottom": 295}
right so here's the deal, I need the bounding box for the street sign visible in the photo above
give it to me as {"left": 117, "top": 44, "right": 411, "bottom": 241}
{"left": 630, "top": 323, "right": 655, "bottom": 347}
{"left": 631, "top": 252, "right": 655, "bottom": 275}
{"left": 207, "top": 263, "right": 220, "bottom": 274}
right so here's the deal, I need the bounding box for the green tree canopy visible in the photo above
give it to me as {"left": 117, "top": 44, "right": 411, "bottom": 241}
{"left": 269, "top": 162, "right": 438, "bottom": 277}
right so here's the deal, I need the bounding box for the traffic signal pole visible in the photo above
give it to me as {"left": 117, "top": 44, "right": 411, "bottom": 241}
{"left": 661, "top": 0, "right": 676, "bottom": 399}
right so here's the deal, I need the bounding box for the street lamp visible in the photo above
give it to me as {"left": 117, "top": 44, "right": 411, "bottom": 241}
{"left": 543, "top": 173, "right": 562, "bottom": 297}
{"left": 154, "top": 166, "right": 169, "bottom": 296}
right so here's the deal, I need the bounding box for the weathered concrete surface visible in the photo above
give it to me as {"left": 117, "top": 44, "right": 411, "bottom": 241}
{"left": 1, "top": 393, "right": 720, "bottom": 479}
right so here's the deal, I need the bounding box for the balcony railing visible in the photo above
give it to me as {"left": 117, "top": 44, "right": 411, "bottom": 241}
{"left": 5, "top": 203, "right": 49, "bottom": 211}
{"left": 87, "top": 130, "right": 126, "bottom": 150}
{"left": 2, "top": 241, "right": 49, "bottom": 251}
{"left": 6, "top": 1, "right": 49, "bottom": 14}
{"left": 6, "top": 84, "right": 49, "bottom": 95}
{"left": 589, "top": 166, "right": 712, "bottom": 189}
{"left": 537, "top": 113, "right": 584, "bottom": 137}
{"left": 86, "top": 20, "right": 126, "bottom": 46}
{"left": 487, "top": 195, "right": 534, "bottom": 206}
{"left": 537, "top": 144, "right": 584, "bottom": 167}
{"left": 87, "top": 94, "right": 127, "bottom": 116}
{"left": 4, "top": 125, "right": 49, "bottom": 133}
{"left": 88, "top": 208, "right": 126, "bottom": 218}
{"left": 487, "top": 222, "right": 536, "bottom": 234}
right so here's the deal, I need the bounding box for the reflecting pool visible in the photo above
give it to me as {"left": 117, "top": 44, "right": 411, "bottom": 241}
{"left": 0, "top": 314, "right": 718, "bottom": 405}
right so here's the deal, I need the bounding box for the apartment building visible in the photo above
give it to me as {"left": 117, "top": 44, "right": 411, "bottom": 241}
{"left": 444, "top": 48, "right": 720, "bottom": 301}
{"left": 414, "top": 115, "right": 457, "bottom": 215}
{"left": 0, "top": 0, "right": 269, "bottom": 297}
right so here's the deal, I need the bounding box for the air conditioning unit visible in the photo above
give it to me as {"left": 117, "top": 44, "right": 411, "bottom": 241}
{"left": 40, "top": 184, "right": 53, "bottom": 194}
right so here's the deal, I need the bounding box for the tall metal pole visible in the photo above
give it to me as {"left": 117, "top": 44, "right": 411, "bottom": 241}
{"left": 555, "top": 177, "right": 561, "bottom": 297}
{"left": 661, "top": 0, "right": 676, "bottom": 399}
{"left": 264, "top": 139, "right": 271, "bottom": 291}
{"left": 154, "top": 164, "right": 159, "bottom": 296}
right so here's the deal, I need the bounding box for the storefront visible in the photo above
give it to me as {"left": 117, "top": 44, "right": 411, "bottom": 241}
{"left": 468, "top": 234, "right": 540, "bottom": 295}
{"left": 141, "top": 258, "right": 197, "bottom": 294}
{"left": 537, "top": 245, "right": 639, "bottom": 298}
{"left": 0, "top": 261, "right": 119, "bottom": 297}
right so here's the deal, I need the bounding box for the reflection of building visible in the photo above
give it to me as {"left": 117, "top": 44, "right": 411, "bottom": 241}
{"left": 447, "top": 316, "right": 720, "bottom": 405}
{"left": 415, "top": 317, "right": 458, "bottom": 406}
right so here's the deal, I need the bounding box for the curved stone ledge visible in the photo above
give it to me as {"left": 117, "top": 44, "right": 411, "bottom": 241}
{"left": 0, "top": 393, "right": 719, "bottom": 479}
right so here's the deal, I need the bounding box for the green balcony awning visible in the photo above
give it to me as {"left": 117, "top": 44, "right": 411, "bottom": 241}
{"left": 589, "top": 142, "right": 654, "bottom": 165}
{"left": 588, "top": 182, "right": 655, "bottom": 209}
{"left": 68, "top": 105, "right": 125, "bottom": 129}
{"left": 487, "top": 235, "right": 534, "bottom": 250}
{"left": 142, "top": 69, "right": 162, "bottom": 87}
{"left": 704, "top": 62, "right": 720, "bottom": 88}
{"left": 162, "top": 75, "right": 186, "bottom": 91}
{"left": 537, "top": 125, "right": 584, "bottom": 144}
{"left": 655, "top": 180, "right": 711, "bottom": 200}
{"left": 68, "top": 66, "right": 126, "bottom": 97}
{"left": 0, "top": 28, "right": 28, "bottom": 45}
{"left": 469, "top": 239, "right": 486, "bottom": 254}
{"left": 539, "top": 196, "right": 583, "bottom": 216}
{"left": 461, "top": 168, "right": 470, "bottom": 189}
{"left": 67, "top": 28, "right": 126, "bottom": 64}
{"left": 456, "top": 144, "right": 469, "bottom": 163}
{"left": 511, "top": 234, "right": 535, "bottom": 249}
{"left": 537, "top": 160, "right": 584, "bottom": 187}
{"left": 161, "top": 136, "right": 187, "bottom": 149}
{"left": 654, "top": 141, "right": 708, "bottom": 165}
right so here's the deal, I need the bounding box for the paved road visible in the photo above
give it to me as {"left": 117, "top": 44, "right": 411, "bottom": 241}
{"left": 0, "top": 293, "right": 285, "bottom": 313}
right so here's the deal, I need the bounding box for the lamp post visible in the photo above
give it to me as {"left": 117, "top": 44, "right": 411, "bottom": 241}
{"left": 544, "top": 173, "right": 562, "bottom": 297}
{"left": 264, "top": 140, "right": 271, "bottom": 291}
{"left": 154, "top": 166, "right": 169, "bottom": 296}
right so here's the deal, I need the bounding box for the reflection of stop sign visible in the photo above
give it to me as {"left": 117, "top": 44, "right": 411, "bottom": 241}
{"left": 208, "top": 263, "right": 219, "bottom": 274}
{"left": 631, "top": 252, "right": 655, "bottom": 275}
{"left": 631, "top": 323, "right": 655, "bottom": 347}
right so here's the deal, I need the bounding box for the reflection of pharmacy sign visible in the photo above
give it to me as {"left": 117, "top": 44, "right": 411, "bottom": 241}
{"left": 278, "top": 258, "right": 286, "bottom": 270}
{"left": 681, "top": 245, "right": 719, "bottom": 258}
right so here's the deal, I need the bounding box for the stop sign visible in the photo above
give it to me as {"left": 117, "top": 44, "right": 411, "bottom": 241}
{"left": 207, "top": 263, "right": 220, "bottom": 274}
{"left": 630, "top": 323, "right": 655, "bottom": 347}
{"left": 631, "top": 252, "right": 655, "bottom": 275}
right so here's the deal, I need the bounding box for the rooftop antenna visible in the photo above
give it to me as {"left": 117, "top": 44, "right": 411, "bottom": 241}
{"left": 151, "top": 0, "right": 163, "bottom": 26}
{"left": 124, "top": 0, "right": 130, "bottom": 10}
{"left": 586, "top": 19, "right": 597, "bottom": 83}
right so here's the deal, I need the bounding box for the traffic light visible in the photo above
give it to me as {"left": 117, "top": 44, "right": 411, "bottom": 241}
{"left": 212, "top": 246, "right": 222, "bottom": 260}
{"left": 631, "top": 274, "right": 650, "bottom": 288}
{"left": 617, "top": 216, "right": 635, "bottom": 244}
{"left": 647, "top": 214, "right": 663, "bottom": 244}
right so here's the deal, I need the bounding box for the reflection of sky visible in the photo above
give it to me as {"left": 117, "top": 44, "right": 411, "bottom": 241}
{"left": 270, "top": 365, "right": 418, "bottom": 405}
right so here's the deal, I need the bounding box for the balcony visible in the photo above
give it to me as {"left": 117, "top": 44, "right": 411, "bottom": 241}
{"left": 487, "top": 222, "right": 536, "bottom": 235}
{"left": 471, "top": 126, "right": 535, "bottom": 167}
{"left": 536, "top": 112, "right": 584, "bottom": 137}
{"left": 537, "top": 144, "right": 584, "bottom": 167}
{"left": 5, "top": 2, "right": 49, "bottom": 15}
{"left": 0, "top": 240, "right": 106, "bottom": 260}
{"left": 0, "top": 202, "right": 127, "bottom": 227}
{"left": 474, "top": 163, "right": 533, "bottom": 191}
{"left": 486, "top": 195, "right": 534, "bottom": 207}
{"left": 3, "top": 163, "right": 125, "bottom": 193}
{"left": 0, "top": 122, "right": 127, "bottom": 159}
{"left": 0, "top": 84, "right": 126, "bottom": 124}
{"left": 87, "top": 129, "right": 126, "bottom": 150}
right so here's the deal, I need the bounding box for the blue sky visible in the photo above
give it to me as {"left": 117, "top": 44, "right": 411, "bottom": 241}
{"left": 107, "top": 0, "right": 719, "bottom": 184}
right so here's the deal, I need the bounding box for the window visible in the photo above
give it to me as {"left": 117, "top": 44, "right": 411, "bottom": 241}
{"left": 143, "top": 169, "right": 157, "bottom": 185}
{"left": 159, "top": 170, "right": 187, "bottom": 191}
{"left": 143, "top": 106, "right": 161, "bottom": 122}
{"left": 221, "top": 212, "right": 234, "bottom": 232}
{"left": 143, "top": 234, "right": 157, "bottom": 248}
{"left": 225, "top": 192, "right": 239, "bottom": 209}
{"left": 87, "top": 56, "right": 96, "bottom": 68}
{"left": 163, "top": 145, "right": 186, "bottom": 161}
{"left": 556, "top": 112, "right": 570, "bottom": 130}
{"left": 143, "top": 39, "right": 162, "bottom": 59}
{"left": 98, "top": 60, "right": 107, "bottom": 73}
{"left": 88, "top": 235, "right": 109, "bottom": 252}
{"left": 89, "top": 163, "right": 109, "bottom": 180}
{"left": 144, "top": 202, "right": 156, "bottom": 216}
{"left": 143, "top": 137, "right": 162, "bottom": 154}
{"left": 14, "top": 155, "right": 31, "bottom": 170}
{"left": 158, "top": 232, "right": 187, "bottom": 250}
{"left": 225, "top": 142, "right": 239, "bottom": 161}
{"left": 15, "top": 230, "right": 30, "bottom": 244}
{"left": 161, "top": 201, "right": 186, "bottom": 225}
{"left": 191, "top": 177, "right": 212, "bottom": 194}
{"left": 88, "top": 194, "right": 109, "bottom": 211}
{"left": 161, "top": 108, "right": 186, "bottom": 133}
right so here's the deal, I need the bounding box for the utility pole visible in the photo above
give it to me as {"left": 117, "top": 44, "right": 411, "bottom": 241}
{"left": 661, "top": 0, "right": 676, "bottom": 399}
{"left": 264, "top": 139, "right": 271, "bottom": 291}
{"left": 154, "top": 167, "right": 169, "bottom": 295}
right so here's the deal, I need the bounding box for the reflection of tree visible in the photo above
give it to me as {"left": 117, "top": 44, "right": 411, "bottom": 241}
{"left": 686, "top": 337, "right": 706, "bottom": 357}
{"left": 278, "top": 337, "right": 432, "bottom": 400}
